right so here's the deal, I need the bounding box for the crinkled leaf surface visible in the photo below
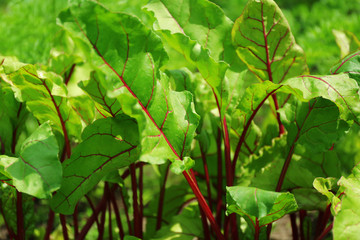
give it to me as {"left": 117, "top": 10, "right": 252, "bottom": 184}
{"left": 79, "top": 71, "right": 122, "bottom": 118}
{"left": 170, "top": 157, "right": 195, "bottom": 175}
{"left": 0, "top": 123, "right": 61, "bottom": 199}
{"left": 5, "top": 64, "right": 82, "bottom": 141}
{"left": 226, "top": 186, "right": 298, "bottom": 227}
{"left": 282, "top": 74, "right": 360, "bottom": 124}
{"left": 58, "top": 1, "right": 199, "bottom": 163}
{"left": 331, "top": 51, "right": 360, "bottom": 83}
{"left": 313, "top": 177, "right": 341, "bottom": 215}
{"left": 144, "top": 0, "right": 236, "bottom": 114}
{"left": 144, "top": 0, "right": 233, "bottom": 62}
{"left": 50, "top": 115, "right": 139, "bottom": 214}
{"left": 232, "top": 0, "right": 308, "bottom": 83}
{"left": 333, "top": 166, "right": 360, "bottom": 239}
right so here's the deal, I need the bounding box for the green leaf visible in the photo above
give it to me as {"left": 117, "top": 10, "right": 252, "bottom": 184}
{"left": 59, "top": 1, "right": 199, "bottom": 163}
{"left": 144, "top": 0, "right": 233, "bottom": 62}
{"left": 68, "top": 94, "right": 95, "bottom": 126}
{"left": 282, "top": 74, "right": 360, "bottom": 124}
{"left": 170, "top": 157, "right": 195, "bottom": 175}
{"left": 124, "top": 236, "right": 141, "bottom": 240}
{"left": 0, "top": 123, "right": 61, "bottom": 199}
{"left": 226, "top": 186, "right": 298, "bottom": 227}
{"left": 0, "top": 82, "right": 21, "bottom": 155}
{"left": 232, "top": 0, "right": 308, "bottom": 83}
{"left": 333, "top": 166, "right": 360, "bottom": 239}
{"left": 332, "top": 31, "right": 360, "bottom": 59}
{"left": 279, "top": 98, "right": 349, "bottom": 154}
{"left": 331, "top": 51, "right": 360, "bottom": 83}
{"left": 313, "top": 177, "right": 341, "bottom": 215}
{"left": 50, "top": 115, "right": 139, "bottom": 214}
{"left": 79, "top": 71, "right": 122, "bottom": 118}
{"left": 144, "top": 0, "right": 236, "bottom": 114}
{"left": 5, "top": 64, "right": 82, "bottom": 142}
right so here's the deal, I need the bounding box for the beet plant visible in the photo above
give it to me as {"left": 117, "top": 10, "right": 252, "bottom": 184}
{"left": 1, "top": 0, "right": 360, "bottom": 239}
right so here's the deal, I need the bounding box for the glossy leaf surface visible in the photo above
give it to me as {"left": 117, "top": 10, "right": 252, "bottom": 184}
{"left": 226, "top": 186, "right": 298, "bottom": 226}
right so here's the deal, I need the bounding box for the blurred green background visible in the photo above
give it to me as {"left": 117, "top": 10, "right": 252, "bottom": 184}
{"left": 0, "top": 0, "right": 359, "bottom": 74}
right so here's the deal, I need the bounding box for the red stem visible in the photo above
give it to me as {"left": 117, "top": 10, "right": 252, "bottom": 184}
{"left": 200, "top": 143, "right": 213, "bottom": 210}
{"left": 223, "top": 116, "right": 239, "bottom": 240}
{"left": 0, "top": 137, "right": 5, "bottom": 155}
{"left": 109, "top": 188, "right": 124, "bottom": 239}
{"left": 199, "top": 205, "right": 211, "bottom": 240}
{"left": 44, "top": 210, "right": 55, "bottom": 240}
{"left": 16, "top": 190, "right": 24, "bottom": 240}
{"left": 73, "top": 205, "right": 79, "bottom": 239}
{"left": 260, "top": 1, "right": 285, "bottom": 137}
{"left": 107, "top": 185, "right": 113, "bottom": 240}
{"left": 80, "top": 23, "right": 220, "bottom": 239}
{"left": 230, "top": 214, "right": 239, "bottom": 240}
{"left": 316, "top": 222, "right": 333, "bottom": 240}
{"left": 223, "top": 117, "right": 233, "bottom": 186}
{"left": 139, "top": 164, "right": 144, "bottom": 235}
{"left": 318, "top": 204, "right": 331, "bottom": 237}
{"left": 60, "top": 214, "right": 69, "bottom": 240}
{"left": 290, "top": 213, "right": 299, "bottom": 240}
{"left": 121, "top": 162, "right": 146, "bottom": 180}
{"left": 85, "top": 195, "right": 100, "bottom": 230}
{"left": 299, "top": 210, "right": 307, "bottom": 240}
{"left": 190, "top": 170, "right": 211, "bottom": 239}
{"left": 156, "top": 163, "right": 170, "bottom": 230}
{"left": 78, "top": 185, "right": 118, "bottom": 239}
{"left": 64, "top": 64, "right": 76, "bottom": 85}
{"left": 215, "top": 128, "right": 223, "bottom": 227}
{"left": 271, "top": 94, "right": 285, "bottom": 136}
{"left": 120, "top": 189, "right": 132, "bottom": 235}
{"left": 11, "top": 103, "right": 22, "bottom": 154}
{"left": 98, "top": 198, "right": 106, "bottom": 240}
{"left": 41, "top": 77, "right": 71, "bottom": 159}
{"left": 108, "top": 200, "right": 113, "bottom": 240}
{"left": 232, "top": 87, "right": 282, "bottom": 176}
{"left": 78, "top": 194, "right": 107, "bottom": 239}
{"left": 183, "top": 170, "right": 225, "bottom": 240}
{"left": 276, "top": 144, "right": 295, "bottom": 192}
{"left": 130, "top": 163, "right": 141, "bottom": 238}
{"left": 254, "top": 218, "right": 260, "bottom": 240}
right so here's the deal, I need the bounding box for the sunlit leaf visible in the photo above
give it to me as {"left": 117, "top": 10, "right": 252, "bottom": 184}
{"left": 232, "top": 0, "right": 308, "bottom": 83}
{"left": 0, "top": 123, "right": 61, "bottom": 199}
{"left": 226, "top": 186, "right": 297, "bottom": 231}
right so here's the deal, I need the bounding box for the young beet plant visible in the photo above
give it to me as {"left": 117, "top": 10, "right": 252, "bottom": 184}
{"left": 1, "top": 0, "right": 360, "bottom": 239}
